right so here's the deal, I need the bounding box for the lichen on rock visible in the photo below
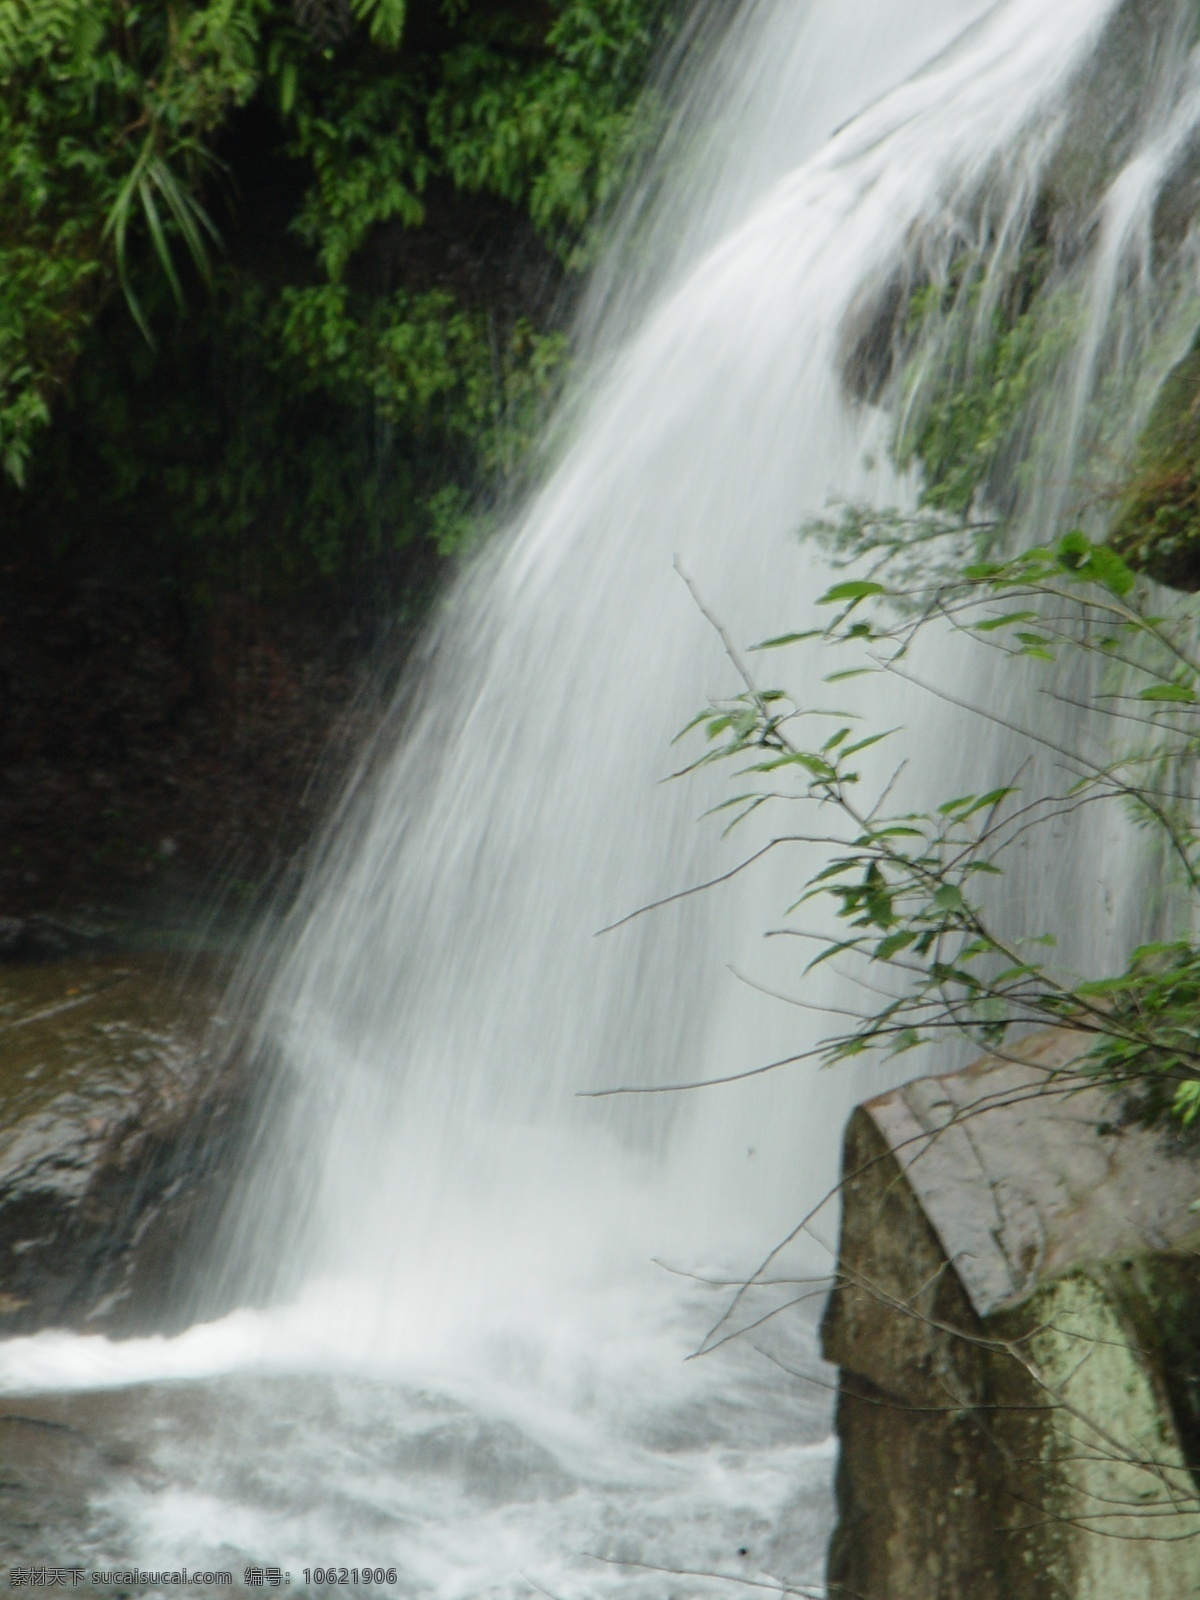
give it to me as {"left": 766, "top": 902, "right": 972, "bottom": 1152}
{"left": 823, "top": 1032, "right": 1200, "bottom": 1599}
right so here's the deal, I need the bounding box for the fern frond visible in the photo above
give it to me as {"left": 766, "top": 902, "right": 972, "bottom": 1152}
{"left": 349, "top": 0, "right": 405, "bottom": 49}
{"left": 0, "top": 0, "right": 94, "bottom": 79}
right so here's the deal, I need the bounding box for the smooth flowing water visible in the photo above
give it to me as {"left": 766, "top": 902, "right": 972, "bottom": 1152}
{"left": 5, "top": 0, "right": 1200, "bottom": 1592}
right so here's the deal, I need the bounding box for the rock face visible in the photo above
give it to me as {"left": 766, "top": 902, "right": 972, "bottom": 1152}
{"left": 822, "top": 1031, "right": 1200, "bottom": 1599}
{"left": 0, "top": 956, "right": 246, "bottom": 1335}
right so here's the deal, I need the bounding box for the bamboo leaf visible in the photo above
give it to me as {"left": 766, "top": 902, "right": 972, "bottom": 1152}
{"left": 841, "top": 730, "right": 894, "bottom": 758}
{"left": 751, "top": 630, "right": 822, "bottom": 650}
{"left": 818, "top": 580, "right": 887, "bottom": 605}
{"left": 875, "top": 929, "right": 918, "bottom": 961}
{"left": 1139, "top": 684, "right": 1197, "bottom": 704}
{"left": 973, "top": 610, "right": 1038, "bottom": 632}
{"left": 140, "top": 177, "right": 184, "bottom": 308}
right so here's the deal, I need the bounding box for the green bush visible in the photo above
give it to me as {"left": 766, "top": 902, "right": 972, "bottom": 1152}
{"left": 0, "top": 0, "right": 668, "bottom": 597}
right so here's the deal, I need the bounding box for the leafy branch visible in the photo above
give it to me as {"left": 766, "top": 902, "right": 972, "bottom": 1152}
{"left": 671, "top": 528, "right": 1200, "bottom": 1127}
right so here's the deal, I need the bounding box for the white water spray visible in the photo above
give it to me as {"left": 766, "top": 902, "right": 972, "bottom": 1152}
{"left": 231, "top": 0, "right": 1126, "bottom": 1338}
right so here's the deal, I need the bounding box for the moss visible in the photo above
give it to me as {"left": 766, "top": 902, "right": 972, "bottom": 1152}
{"left": 1109, "top": 341, "right": 1200, "bottom": 589}
{"left": 1093, "top": 1245, "right": 1200, "bottom": 1488}
{"left": 889, "top": 226, "right": 1078, "bottom": 519}
{"left": 1007, "top": 1265, "right": 1200, "bottom": 1597}
{"left": 881, "top": 226, "right": 1200, "bottom": 593}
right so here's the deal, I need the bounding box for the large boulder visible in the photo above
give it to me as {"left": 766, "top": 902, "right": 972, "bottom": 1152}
{"left": 823, "top": 1031, "right": 1200, "bottom": 1599}
{"left": 0, "top": 956, "right": 246, "bottom": 1335}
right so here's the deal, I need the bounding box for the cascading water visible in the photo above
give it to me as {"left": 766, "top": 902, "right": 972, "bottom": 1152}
{"left": 4, "top": 0, "right": 1200, "bottom": 1592}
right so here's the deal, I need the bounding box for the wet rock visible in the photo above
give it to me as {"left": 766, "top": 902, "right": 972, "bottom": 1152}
{"left": 0, "top": 957, "right": 246, "bottom": 1336}
{"left": 823, "top": 1031, "right": 1200, "bottom": 1598}
{"left": 0, "top": 1382, "right": 233, "bottom": 1571}
{"left": 0, "top": 913, "right": 120, "bottom": 966}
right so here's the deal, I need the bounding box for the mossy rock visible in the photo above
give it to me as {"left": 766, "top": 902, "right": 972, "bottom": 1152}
{"left": 823, "top": 1033, "right": 1200, "bottom": 1598}
{"left": 1110, "top": 342, "right": 1200, "bottom": 590}
{"left": 839, "top": 0, "right": 1200, "bottom": 566}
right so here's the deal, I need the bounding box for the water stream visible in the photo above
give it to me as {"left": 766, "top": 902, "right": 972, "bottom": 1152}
{"left": 4, "top": 0, "right": 1200, "bottom": 1592}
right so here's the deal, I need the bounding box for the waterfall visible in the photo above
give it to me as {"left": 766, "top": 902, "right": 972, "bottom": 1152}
{"left": 5, "top": 0, "right": 1200, "bottom": 1591}
{"left": 217, "top": 0, "right": 1133, "bottom": 1336}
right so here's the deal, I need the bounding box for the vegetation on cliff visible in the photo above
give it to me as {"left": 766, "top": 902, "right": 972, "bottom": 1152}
{"left": 0, "top": 0, "right": 669, "bottom": 605}
{"left": 899, "top": 275, "right": 1200, "bottom": 592}
{"left": 862, "top": 221, "right": 1200, "bottom": 592}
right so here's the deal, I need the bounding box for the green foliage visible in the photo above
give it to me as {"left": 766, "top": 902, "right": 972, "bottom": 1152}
{"left": 0, "top": 0, "right": 97, "bottom": 76}
{"left": 895, "top": 257, "right": 1081, "bottom": 516}
{"left": 16, "top": 263, "right": 566, "bottom": 595}
{"left": 885, "top": 218, "right": 1200, "bottom": 591}
{"left": 352, "top": 0, "right": 405, "bottom": 49}
{"left": 1109, "top": 338, "right": 1200, "bottom": 591}
{"left": 1, "top": 0, "right": 668, "bottom": 587}
{"left": 0, "top": 0, "right": 264, "bottom": 482}
{"left": 428, "top": 0, "right": 663, "bottom": 266}
{"left": 284, "top": 64, "right": 428, "bottom": 280}
{"left": 678, "top": 526, "right": 1200, "bottom": 1130}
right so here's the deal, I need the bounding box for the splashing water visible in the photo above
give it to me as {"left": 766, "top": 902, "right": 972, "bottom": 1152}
{"left": 7, "top": 0, "right": 1200, "bottom": 1592}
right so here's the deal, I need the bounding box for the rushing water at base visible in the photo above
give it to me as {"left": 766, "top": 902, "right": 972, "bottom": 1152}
{"left": 7, "top": 0, "right": 1200, "bottom": 1590}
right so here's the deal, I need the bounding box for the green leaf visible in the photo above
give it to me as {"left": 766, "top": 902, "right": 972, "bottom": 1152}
{"left": 889, "top": 1029, "right": 923, "bottom": 1055}
{"left": 973, "top": 611, "right": 1039, "bottom": 632}
{"left": 751, "top": 630, "right": 821, "bottom": 650}
{"left": 1055, "top": 529, "right": 1092, "bottom": 570}
{"left": 140, "top": 176, "right": 183, "bottom": 309}
{"left": 932, "top": 884, "right": 965, "bottom": 912}
{"left": 674, "top": 710, "right": 715, "bottom": 742}
{"left": 794, "top": 753, "right": 837, "bottom": 781}
{"left": 1086, "top": 545, "right": 1135, "bottom": 596}
{"left": 993, "top": 964, "right": 1039, "bottom": 984}
{"left": 818, "top": 580, "right": 886, "bottom": 605}
{"left": 1172, "top": 1080, "right": 1200, "bottom": 1126}
{"left": 842, "top": 730, "right": 894, "bottom": 758}
{"left": 804, "top": 937, "right": 866, "bottom": 973}
{"left": 351, "top": 0, "right": 406, "bottom": 47}
{"left": 1130, "top": 941, "right": 1191, "bottom": 962}
{"left": 1138, "top": 683, "right": 1198, "bottom": 704}
{"left": 1076, "top": 976, "right": 1129, "bottom": 997}
{"left": 958, "top": 786, "right": 1016, "bottom": 818}
{"left": 279, "top": 59, "right": 298, "bottom": 116}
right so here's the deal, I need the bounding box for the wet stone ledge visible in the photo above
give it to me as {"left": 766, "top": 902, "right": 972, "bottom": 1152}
{"left": 823, "top": 1030, "right": 1200, "bottom": 1600}
{"left": 0, "top": 957, "right": 246, "bottom": 1336}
